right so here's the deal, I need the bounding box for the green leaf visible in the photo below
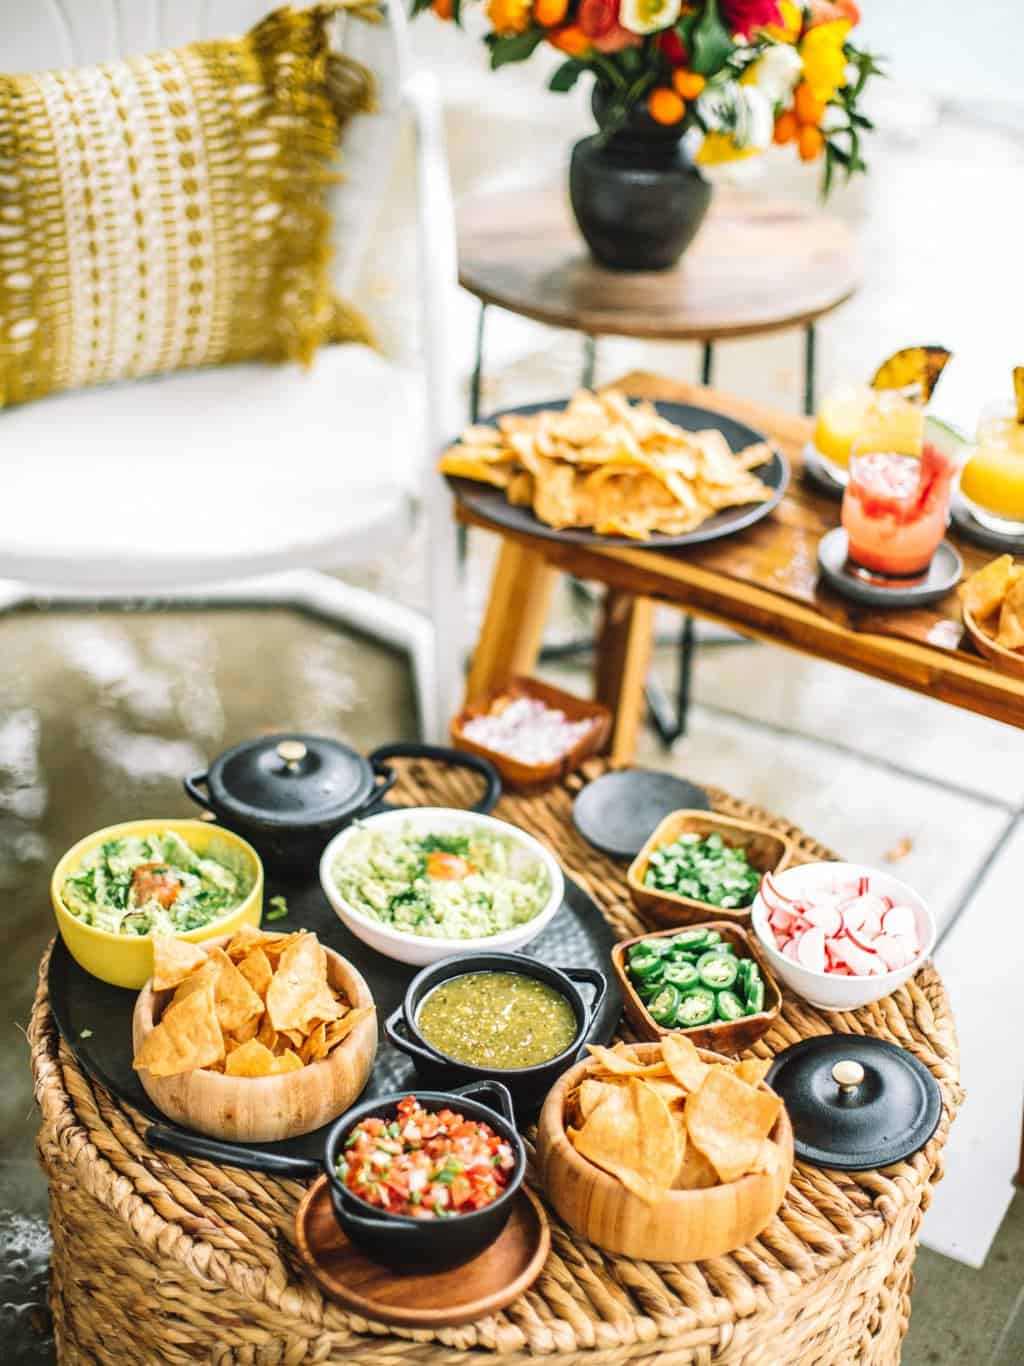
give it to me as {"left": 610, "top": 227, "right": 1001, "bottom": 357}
{"left": 266, "top": 894, "right": 289, "bottom": 921}
{"left": 549, "top": 59, "right": 585, "bottom": 93}
{"left": 79, "top": 1028, "right": 93, "bottom": 1040}
{"left": 486, "top": 29, "right": 545, "bottom": 70}
{"left": 690, "top": 0, "right": 734, "bottom": 77}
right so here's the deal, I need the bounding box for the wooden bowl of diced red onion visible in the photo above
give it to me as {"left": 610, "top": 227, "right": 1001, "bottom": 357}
{"left": 750, "top": 863, "right": 936, "bottom": 1011}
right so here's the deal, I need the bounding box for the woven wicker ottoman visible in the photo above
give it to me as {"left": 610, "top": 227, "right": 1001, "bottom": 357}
{"left": 31, "top": 760, "right": 962, "bottom": 1365}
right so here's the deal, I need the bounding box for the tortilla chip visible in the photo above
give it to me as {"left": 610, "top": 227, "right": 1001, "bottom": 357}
{"left": 224, "top": 1038, "right": 279, "bottom": 1077}
{"left": 673, "top": 1140, "right": 719, "bottom": 1190}
{"left": 237, "top": 947, "right": 273, "bottom": 1002}
{"left": 569, "top": 1078, "right": 680, "bottom": 1204}
{"left": 202, "top": 947, "right": 265, "bottom": 1037}
{"left": 225, "top": 1015, "right": 261, "bottom": 1048}
{"left": 662, "top": 1034, "right": 710, "bottom": 1094}
{"left": 271, "top": 1048, "right": 304, "bottom": 1074}
{"left": 962, "top": 555, "right": 1017, "bottom": 622}
{"left": 151, "top": 935, "right": 209, "bottom": 992}
{"left": 584, "top": 1045, "right": 669, "bottom": 1078}
{"left": 134, "top": 982, "right": 224, "bottom": 1078}
{"left": 685, "top": 1070, "right": 782, "bottom": 1184}
{"left": 730, "top": 1058, "right": 773, "bottom": 1088}
{"left": 323, "top": 1007, "right": 374, "bottom": 1054}
{"left": 997, "top": 574, "right": 1024, "bottom": 650}
{"left": 871, "top": 345, "right": 952, "bottom": 401}
{"left": 257, "top": 1015, "right": 278, "bottom": 1053}
{"left": 265, "top": 935, "right": 343, "bottom": 1032}
{"left": 300, "top": 1021, "right": 328, "bottom": 1064}
{"left": 224, "top": 925, "right": 278, "bottom": 961}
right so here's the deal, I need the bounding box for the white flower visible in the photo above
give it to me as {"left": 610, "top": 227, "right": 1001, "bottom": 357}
{"left": 698, "top": 82, "right": 774, "bottom": 151}
{"left": 619, "top": 0, "right": 680, "bottom": 36}
{"left": 742, "top": 86, "right": 775, "bottom": 149}
{"left": 749, "top": 44, "right": 803, "bottom": 107}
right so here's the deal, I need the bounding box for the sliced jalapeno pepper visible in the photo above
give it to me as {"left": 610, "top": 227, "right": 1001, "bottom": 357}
{"left": 698, "top": 955, "right": 739, "bottom": 991}
{"left": 745, "top": 979, "right": 766, "bottom": 1015}
{"left": 670, "top": 928, "right": 711, "bottom": 952}
{"left": 716, "top": 990, "right": 745, "bottom": 1022}
{"left": 675, "top": 987, "right": 717, "bottom": 1027}
{"left": 631, "top": 953, "right": 666, "bottom": 981}
{"left": 648, "top": 984, "right": 682, "bottom": 1025}
{"left": 663, "top": 961, "right": 699, "bottom": 990}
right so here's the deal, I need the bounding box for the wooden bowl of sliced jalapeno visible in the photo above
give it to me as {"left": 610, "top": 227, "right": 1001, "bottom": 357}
{"left": 610, "top": 922, "right": 782, "bottom": 1054}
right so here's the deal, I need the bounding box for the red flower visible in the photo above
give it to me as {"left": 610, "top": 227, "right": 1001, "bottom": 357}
{"left": 718, "top": 0, "right": 782, "bottom": 39}
{"left": 578, "top": 0, "right": 641, "bottom": 51}
{"left": 657, "top": 30, "right": 688, "bottom": 65}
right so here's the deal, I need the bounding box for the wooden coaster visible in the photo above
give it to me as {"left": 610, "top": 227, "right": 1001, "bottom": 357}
{"left": 295, "top": 1176, "right": 550, "bottom": 1328}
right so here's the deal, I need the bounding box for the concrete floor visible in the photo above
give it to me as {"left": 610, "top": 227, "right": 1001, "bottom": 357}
{"left": 4, "top": 30, "right": 1024, "bottom": 1366}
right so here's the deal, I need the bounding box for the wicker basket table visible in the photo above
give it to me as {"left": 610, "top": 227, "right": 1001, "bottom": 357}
{"left": 31, "top": 758, "right": 962, "bottom": 1365}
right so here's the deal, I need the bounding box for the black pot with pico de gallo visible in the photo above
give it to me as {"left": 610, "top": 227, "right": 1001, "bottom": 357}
{"left": 323, "top": 1081, "right": 526, "bottom": 1271}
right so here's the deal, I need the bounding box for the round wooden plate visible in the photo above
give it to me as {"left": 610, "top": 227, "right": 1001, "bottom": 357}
{"left": 963, "top": 606, "right": 1024, "bottom": 679}
{"left": 295, "top": 1176, "right": 550, "bottom": 1328}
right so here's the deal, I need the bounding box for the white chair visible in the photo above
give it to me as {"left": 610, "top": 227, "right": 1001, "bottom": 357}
{"left": 0, "top": 0, "right": 463, "bottom": 741}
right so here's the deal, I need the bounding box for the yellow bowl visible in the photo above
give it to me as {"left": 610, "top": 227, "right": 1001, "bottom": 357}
{"left": 51, "top": 818, "right": 264, "bottom": 989}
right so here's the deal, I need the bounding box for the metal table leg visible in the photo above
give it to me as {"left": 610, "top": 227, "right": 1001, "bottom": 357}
{"left": 804, "top": 321, "right": 817, "bottom": 417}
{"left": 582, "top": 334, "right": 597, "bottom": 390}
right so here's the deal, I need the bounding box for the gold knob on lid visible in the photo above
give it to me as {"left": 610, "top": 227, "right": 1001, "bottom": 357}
{"left": 832, "top": 1060, "right": 865, "bottom": 1094}
{"left": 276, "top": 740, "right": 307, "bottom": 768}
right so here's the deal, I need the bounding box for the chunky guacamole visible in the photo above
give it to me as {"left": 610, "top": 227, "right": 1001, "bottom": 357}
{"left": 61, "top": 830, "right": 251, "bottom": 937}
{"left": 333, "top": 822, "right": 551, "bottom": 940}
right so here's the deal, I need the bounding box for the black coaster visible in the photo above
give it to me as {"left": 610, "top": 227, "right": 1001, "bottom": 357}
{"left": 802, "top": 441, "right": 846, "bottom": 499}
{"left": 817, "top": 528, "right": 962, "bottom": 608}
{"left": 572, "top": 770, "right": 711, "bottom": 861}
{"left": 950, "top": 493, "right": 1024, "bottom": 555}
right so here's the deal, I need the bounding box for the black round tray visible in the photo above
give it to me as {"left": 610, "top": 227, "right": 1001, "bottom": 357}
{"left": 48, "top": 870, "right": 622, "bottom": 1177}
{"left": 447, "top": 400, "right": 788, "bottom": 550}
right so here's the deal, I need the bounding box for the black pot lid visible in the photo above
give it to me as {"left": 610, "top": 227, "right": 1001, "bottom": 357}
{"left": 572, "top": 769, "right": 711, "bottom": 860}
{"left": 205, "top": 733, "right": 375, "bottom": 831}
{"left": 766, "top": 1034, "right": 942, "bottom": 1172}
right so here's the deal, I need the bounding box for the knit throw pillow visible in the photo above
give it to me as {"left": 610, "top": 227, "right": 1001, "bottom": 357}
{"left": 0, "top": 2, "right": 376, "bottom": 409}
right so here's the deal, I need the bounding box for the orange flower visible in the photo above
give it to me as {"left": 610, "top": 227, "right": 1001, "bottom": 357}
{"left": 672, "top": 70, "right": 706, "bottom": 100}
{"left": 432, "top": 0, "right": 453, "bottom": 17}
{"left": 535, "top": 0, "right": 570, "bottom": 25}
{"left": 487, "top": 0, "right": 532, "bottom": 35}
{"left": 798, "top": 124, "right": 825, "bottom": 160}
{"left": 648, "top": 88, "right": 686, "bottom": 125}
{"left": 773, "top": 110, "right": 798, "bottom": 144}
{"left": 793, "top": 81, "right": 825, "bottom": 125}
{"left": 548, "top": 23, "right": 592, "bottom": 55}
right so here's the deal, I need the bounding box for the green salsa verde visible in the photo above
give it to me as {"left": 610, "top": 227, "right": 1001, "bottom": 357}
{"left": 416, "top": 970, "right": 578, "bottom": 1070}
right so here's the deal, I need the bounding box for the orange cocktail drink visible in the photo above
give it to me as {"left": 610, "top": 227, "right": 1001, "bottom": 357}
{"left": 814, "top": 387, "right": 924, "bottom": 480}
{"left": 959, "top": 403, "right": 1024, "bottom": 534}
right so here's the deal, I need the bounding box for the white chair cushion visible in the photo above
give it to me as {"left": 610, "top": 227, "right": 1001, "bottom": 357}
{"left": 0, "top": 345, "right": 422, "bottom": 591}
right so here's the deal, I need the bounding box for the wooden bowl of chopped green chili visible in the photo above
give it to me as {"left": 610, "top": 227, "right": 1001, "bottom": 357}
{"left": 611, "top": 921, "right": 783, "bottom": 1053}
{"left": 627, "top": 811, "right": 793, "bottom": 929}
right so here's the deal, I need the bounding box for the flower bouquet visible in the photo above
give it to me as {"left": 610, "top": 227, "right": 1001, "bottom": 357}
{"left": 415, "top": 0, "right": 881, "bottom": 269}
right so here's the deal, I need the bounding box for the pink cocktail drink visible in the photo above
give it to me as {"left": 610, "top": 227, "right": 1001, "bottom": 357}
{"left": 841, "top": 443, "right": 956, "bottom": 580}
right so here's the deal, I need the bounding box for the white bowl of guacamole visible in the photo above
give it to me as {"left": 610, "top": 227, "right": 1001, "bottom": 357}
{"left": 320, "top": 808, "right": 565, "bottom": 965}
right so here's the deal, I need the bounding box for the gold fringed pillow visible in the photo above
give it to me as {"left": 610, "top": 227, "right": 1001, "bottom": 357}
{"left": 0, "top": 2, "right": 375, "bottom": 409}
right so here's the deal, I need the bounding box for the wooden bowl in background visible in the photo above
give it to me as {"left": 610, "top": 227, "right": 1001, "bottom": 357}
{"left": 610, "top": 921, "right": 782, "bottom": 1053}
{"left": 963, "top": 605, "right": 1024, "bottom": 680}
{"left": 536, "top": 1042, "right": 793, "bottom": 1262}
{"left": 451, "top": 675, "right": 611, "bottom": 789}
{"left": 628, "top": 810, "right": 793, "bottom": 927}
{"left": 132, "top": 935, "right": 377, "bottom": 1142}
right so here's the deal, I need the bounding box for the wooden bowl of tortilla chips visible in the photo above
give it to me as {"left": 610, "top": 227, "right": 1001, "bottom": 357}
{"left": 132, "top": 927, "right": 377, "bottom": 1142}
{"left": 536, "top": 1039, "right": 792, "bottom": 1262}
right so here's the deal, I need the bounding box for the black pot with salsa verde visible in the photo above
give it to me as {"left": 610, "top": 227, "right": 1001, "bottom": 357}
{"left": 324, "top": 1079, "right": 526, "bottom": 1271}
{"left": 384, "top": 952, "right": 607, "bottom": 1113}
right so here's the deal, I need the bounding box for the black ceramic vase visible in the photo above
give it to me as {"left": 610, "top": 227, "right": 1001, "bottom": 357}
{"left": 570, "top": 86, "right": 713, "bottom": 272}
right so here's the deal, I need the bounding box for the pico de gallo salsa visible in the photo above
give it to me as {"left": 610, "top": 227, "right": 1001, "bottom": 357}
{"left": 336, "top": 1096, "right": 516, "bottom": 1219}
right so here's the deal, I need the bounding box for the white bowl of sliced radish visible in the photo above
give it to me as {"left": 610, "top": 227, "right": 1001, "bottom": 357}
{"left": 750, "top": 862, "right": 935, "bottom": 1011}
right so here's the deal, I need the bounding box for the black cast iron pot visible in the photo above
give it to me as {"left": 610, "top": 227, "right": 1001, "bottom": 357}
{"left": 324, "top": 1079, "right": 525, "bottom": 1271}
{"left": 183, "top": 735, "right": 501, "bottom": 871}
{"left": 384, "top": 952, "right": 607, "bottom": 1115}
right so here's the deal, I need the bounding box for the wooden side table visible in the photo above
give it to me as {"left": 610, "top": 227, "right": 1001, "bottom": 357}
{"left": 457, "top": 183, "right": 861, "bottom": 742}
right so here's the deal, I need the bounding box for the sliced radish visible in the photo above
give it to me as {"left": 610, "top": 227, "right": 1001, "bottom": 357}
{"left": 882, "top": 905, "right": 917, "bottom": 940}
{"left": 844, "top": 924, "right": 878, "bottom": 955}
{"left": 782, "top": 937, "right": 803, "bottom": 963}
{"left": 857, "top": 876, "right": 869, "bottom": 895}
{"left": 804, "top": 904, "right": 843, "bottom": 936}
{"left": 890, "top": 933, "right": 919, "bottom": 966}
{"left": 769, "top": 905, "right": 797, "bottom": 935}
{"left": 873, "top": 935, "right": 907, "bottom": 971}
{"left": 797, "top": 926, "right": 827, "bottom": 973}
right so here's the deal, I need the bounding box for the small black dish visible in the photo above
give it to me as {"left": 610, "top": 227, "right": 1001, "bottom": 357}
{"left": 766, "top": 1034, "right": 943, "bottom": 1171}
{"left": 183, "top": 735, "right": 501, "bottom": 870}
{"left": 323, "top": 1080, "right": 525, "bottom": 1271}
{"left": 950, "top": 492, "right": 1024, "bottom": 555}
{"left": 573, "top": 769, "right": 711, "bottom": 861}
{"left": 384, "top": 953, "right": 606, "bottom": 1115}
{"left": 817, "top": 527, "right": 963, "bottom": 609}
